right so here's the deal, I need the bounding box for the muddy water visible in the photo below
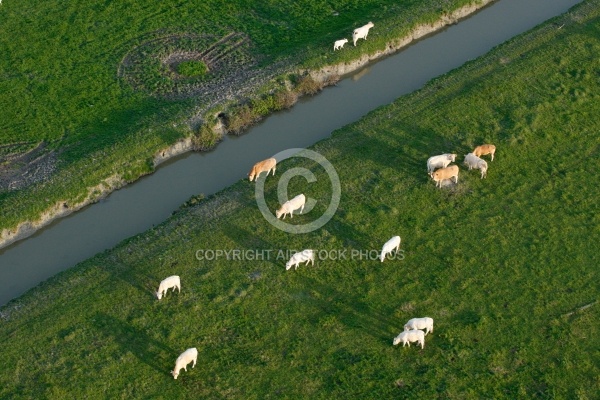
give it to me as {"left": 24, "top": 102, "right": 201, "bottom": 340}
{"left": 0, "top": 0, "right": 582, "bottom": 305}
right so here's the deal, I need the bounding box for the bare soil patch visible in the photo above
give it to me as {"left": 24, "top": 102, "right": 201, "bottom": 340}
{"left": 0, "top": 142, "right": 57, "bottom": 192}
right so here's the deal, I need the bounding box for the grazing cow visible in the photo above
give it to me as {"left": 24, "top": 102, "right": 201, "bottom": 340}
{"left": 156, "top": 275, "right": 181, "bottom": 300}
{"left": 463, "top": 153, "right": 488, "bottom": 179}
{"left": 334, "top": 38, "right": 348, "bottom": 50}
{"left": 286, "top": 249, "right": 315, "bottom": 270}
{"left": 248, "top": 158, "right": 277, "bottom": 182}
{"left": 404, "top": 317, "right": 434, "bottom": 335}
{"left": 393, "top": 329, "right": 425, "bottom": 349}
{"left": 352, "top": 22, "right": 374, "bottom": 46}
{"left": 380, "top": 236, "right": 401, "bottom": 262}
{"left": 171, "top": 348, "right": 198, "bottom": 380}
{"left": 276, "top": 194, "right": 306, "bottom": 219}
{"left": 432, "top": 165, "right": 459, "bottom": 188}
{"left": 427, "top": 153, "right": 457, "bottom": 175}
{"left": 473, "top": 144, "right": 496, "bottom": 161}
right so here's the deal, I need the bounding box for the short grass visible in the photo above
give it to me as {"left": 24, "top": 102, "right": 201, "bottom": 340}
{"left": 1, "top": 1, "right": 599, "bottom": 398}
{"left": 0, "top": 0, "right": 478, "bottom": 231}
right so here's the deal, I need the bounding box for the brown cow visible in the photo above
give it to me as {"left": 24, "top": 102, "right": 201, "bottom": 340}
{"left": 432, "top": 165, "right": 459, "bottom": 188}
{"left": 473, "top": 144, "right": 496, "bottom": 161}
{"left": 248, "top": 158, "right": 277, "bottom": 182}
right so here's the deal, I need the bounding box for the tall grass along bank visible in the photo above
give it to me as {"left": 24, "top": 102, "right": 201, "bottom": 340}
{"left": 0, "top": 1, "right": 598, "bottom": 398}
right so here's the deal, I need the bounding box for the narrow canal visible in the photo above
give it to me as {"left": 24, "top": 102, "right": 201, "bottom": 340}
{"left": 0, "top": 0, "right": 583, "bottom": 305}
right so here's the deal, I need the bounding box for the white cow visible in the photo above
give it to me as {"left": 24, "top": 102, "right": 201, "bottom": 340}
{"left": 380, "top": 236, "right": 401, "bottom": 262}
{"left": 427, "top": 153, "right": 457, "bottom": 175}
{"left": 156, "top": 275, "right": 181, "bottom": 300}
{"left": 276, "top": 194, "right": 306, "bottom": 219}
{"left": 286, "top": 249, "right": 315, "bottom": 270}
{"left": 171, "top": 347, "right": 198, "bottom": 379}
{"left": 404, "top": 317, "right": 434, "bottom": 335}
{"left": 352, "top": 22, "right": 374, "bottom": 46}
{"left": 333, "top": 38, "right": 348, "bottom": 50}
{"left": 463, "top": 153, "right": 488, "bottom": 179}
{"left": 393, "top": 329, "right": 425, "bottom": 348}
{"left": 432, "top": 165, "right": 459, "bottom": 188}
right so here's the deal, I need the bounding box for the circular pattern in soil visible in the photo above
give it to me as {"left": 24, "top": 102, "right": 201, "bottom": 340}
{"left": 118, "top": 32, "right": 258, "bottom": 99}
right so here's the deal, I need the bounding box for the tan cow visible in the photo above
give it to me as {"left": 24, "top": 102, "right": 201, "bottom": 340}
{"left": 432, "top": 165, "right": 459, "bottom": 188}
{"left": 248, "top": 158, "right": 277, "bottom": 182}
{"left": 473, "top": 144, "right": 496, "bottom": 161}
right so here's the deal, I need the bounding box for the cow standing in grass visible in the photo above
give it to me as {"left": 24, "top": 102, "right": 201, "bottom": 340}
{"left": 248, "top": 158, "right": 277, "bottom": 182}
{"left": 432, "top": 165, "right": 459, "bottom": 188}
{"left": 473, "top": 144, "right": 496, "bottom": 161}
{"left": 427, "top": 153, "right": 456, "bottom": 176}
{"left": 171, "top": 348, "right": 198, "bottom": 379}
{"left": 464, "top": 153, "right": 488, "bottom": 179}
{"left": 352, "top": 22, "right": 374, "bottom": 46}
{"left": 334, "top": 39, "right": 348, "bottom": 50}
{"left": 276, "top": 194, "right": 306, "bottom": 219}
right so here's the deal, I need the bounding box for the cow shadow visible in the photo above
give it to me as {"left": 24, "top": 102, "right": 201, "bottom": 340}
{"left": 91, "top": 312, "right": 175, "bottom": 375}
{"left": 371, "top": 122, "right": 466, "bottom": 183}
{"left": 297, "top": 276, "right": 398, "bottom": 344}
{"left": 106, "top": 257, "right": 179, "bottom": 301}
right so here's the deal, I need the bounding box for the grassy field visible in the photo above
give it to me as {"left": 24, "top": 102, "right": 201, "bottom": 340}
{"left": 1, "top": 1, "right": 599, "bottom": 398}
{"left": 0, "top": 0, "right": 479, "bottom": 233}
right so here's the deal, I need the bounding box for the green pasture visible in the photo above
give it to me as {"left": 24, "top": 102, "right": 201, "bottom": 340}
{"left": 0, "top": 0, "right": 476, "bottom": 230}
{"left": 1, "top": 1, "right": 599, "bottom": 398}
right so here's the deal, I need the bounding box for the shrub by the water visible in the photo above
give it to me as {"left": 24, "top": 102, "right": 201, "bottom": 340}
{"left": 192, "top": 125, "right": 223, "bottom": 151}
{"left": 273, "top": 89, "right": 298, "bottom": 110}
{"left": 295, "top": 74, "right": 324, "bottom": 95}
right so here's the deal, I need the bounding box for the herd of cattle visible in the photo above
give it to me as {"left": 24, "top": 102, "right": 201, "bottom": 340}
{"left": 160, "top": 142, "right": 497, "bottom": 379}
{"left": 428, "top": 144, "right": 496, "bottom": 187}
{"left": 157, "top": 13, "right": 498, "bottom": 381}
{"left": 163, "top": 12, "right": 494, "bottom": 375}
